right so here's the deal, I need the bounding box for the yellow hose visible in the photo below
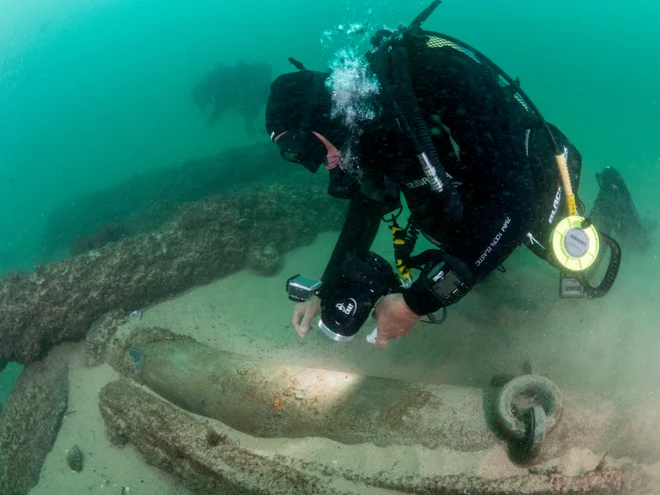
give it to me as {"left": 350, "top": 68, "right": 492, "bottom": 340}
{"left": 554, "top": 153, "right": 578, "bottom": 216}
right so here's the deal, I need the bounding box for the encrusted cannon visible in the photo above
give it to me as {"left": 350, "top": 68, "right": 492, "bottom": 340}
{"left": 113, "top": 328, "right": 660, "bottom": 463}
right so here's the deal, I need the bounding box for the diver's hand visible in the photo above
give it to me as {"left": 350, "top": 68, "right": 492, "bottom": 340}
{"left": 292, "top": 295, "right": 321, "bottom": 338}
{"left": 373, "top": 293, "right": 422, "bottom": 350}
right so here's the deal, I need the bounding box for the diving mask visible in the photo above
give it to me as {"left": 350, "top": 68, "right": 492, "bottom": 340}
{"left": 272, "top": 130, "right": 327, "bottom": 172}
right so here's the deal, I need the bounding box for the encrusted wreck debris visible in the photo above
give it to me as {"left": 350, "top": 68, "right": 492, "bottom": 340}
{"left": 0, "top": 348, "right": 69, "bottom": 495}
{"left": 0, "top": 180, "right": 345, "bottom": 365}
{"left": 84, "top": 310, "right": 128, "bottom": 367}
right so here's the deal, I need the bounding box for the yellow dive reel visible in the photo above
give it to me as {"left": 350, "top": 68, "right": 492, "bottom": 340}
{"left": 550, "top": 152, "right": 600, "bottom": 272}
{"left": 549, "top": 150, "right": 622, "bottom": 299}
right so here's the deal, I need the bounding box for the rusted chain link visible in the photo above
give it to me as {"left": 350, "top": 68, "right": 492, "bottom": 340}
{"left": 494, "top": 375, "right": 563, "bottom": 461}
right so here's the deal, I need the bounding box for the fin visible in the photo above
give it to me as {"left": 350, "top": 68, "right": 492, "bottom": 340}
{"left": 514, "top": 76, "right": 521, "bottom": 88}
{"left": 589, "top": 167, "right": 653, "bottom": 252}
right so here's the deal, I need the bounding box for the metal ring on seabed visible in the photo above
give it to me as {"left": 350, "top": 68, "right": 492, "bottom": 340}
{"left": 495, "top": 374, "right": 564, "bottom": 442}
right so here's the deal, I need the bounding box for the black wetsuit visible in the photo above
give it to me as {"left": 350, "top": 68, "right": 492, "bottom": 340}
{"left": 319, "top": 31, "right": 583, "bottom": 315}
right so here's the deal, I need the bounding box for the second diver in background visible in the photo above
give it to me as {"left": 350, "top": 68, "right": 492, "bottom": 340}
{"left": 193, "top": 60, "right": 272, "bottom": 135}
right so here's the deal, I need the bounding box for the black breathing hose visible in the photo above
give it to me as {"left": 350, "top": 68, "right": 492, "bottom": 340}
{"left": 580, "top": 233, "right": 621, "bottom": 298}
{"left": 389, "top": 46, "right": 463, "bottom": 222}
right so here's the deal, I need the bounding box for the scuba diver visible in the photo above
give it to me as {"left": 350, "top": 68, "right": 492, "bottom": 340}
{"left": 268, "top": 1, "right": 650, "bottom": 349}
{"left": 192, "top": 60, "right": 272, "bottom": 135}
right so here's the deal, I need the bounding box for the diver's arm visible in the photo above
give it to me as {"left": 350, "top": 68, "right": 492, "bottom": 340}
{"left": 318, "top": 194, "right": 384, "bottom": 300}
{"left": 291, "top": 193, "right": 384, "bottom": 339}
